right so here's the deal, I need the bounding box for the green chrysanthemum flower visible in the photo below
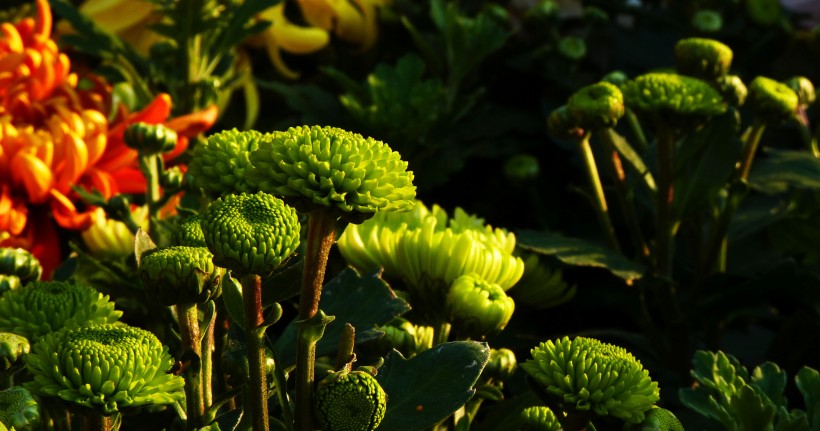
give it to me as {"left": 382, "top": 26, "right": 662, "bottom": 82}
{"left": 0, "top": 387, "right": 41, "bottom": 431}
{"left": 188, "top": 129, "right": 265, "bottom": 196}
{"left": 446, "top": 274, "right": 515, "bottom": 339}
{"left": 518, "top": 406, "right": 561, "bottom": 431}
{"left": 716, "top": 75, "right": 748, "bottom": 107}
{"left": 0, "top": 248, "right": 42, "bottom": 284}
{"left": 0, "top": 275, "right": 21, "bottom": 296}
{"left": 24, "top": 324, "right": 185, "bottom": 415}
{"left": 0, "top": 281, "right": 122, "bottom": 340}
{"left": 171, "top": 214, "right": 206, "bottom": 247}
{"left": 622, "top": 73, "right": 727, "bottom": 119}
{"left": 508, "top": 252, "right": 576, "bottom": 310}
{"left": 748, "top": 76, "right": 799, "bottom": 121}
{"left": 675, "top": 38, "right": 733, "bottom": 80}
{"left": 200, "top": 192, "right": 301, "bottom": 275}
{"left": 315, "top": 370, "right": 387, "bottom": 431}
{"left": 567, "top": 82, "right": 625, "bottom": 130}
{"left": 247, "top": 125, "right": 416, "bottom": 222}
{"left": 483, "top": 348, "right": 517, "bottom": 382}
{"left": 370, "top": 317, "right": 433, "bottom": 358}
{"left": 123, "top": 122, "right": 177, "bottom": 155}
{"left": 784, "top": 76, "right": 816, "bottom": 107}
{"left": 139, "top": 246, "right": 225, "bottom": 305}
{"left": 521, "top": 336, "right": 660, "bottom": 423}
{"left": 1, "top": 332, "right": 29, "bottom": 372}
{"left": 637, "top": 407, "right": 684, "bottom": 431}
{"left": 692, "top": 10, "right": 722, "bottom": 33}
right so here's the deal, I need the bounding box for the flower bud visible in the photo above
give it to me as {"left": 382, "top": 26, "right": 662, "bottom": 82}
{"left": 1, "top": 332, "right": 29, "bottom": 372}
{"left": 315, "top": 370, "right": 387, "bottom": 431}
{"left": 601, "top": 70, "right": 629, "bottom": 87}
{"left": 188, "top": 129, "right": 265, "bottom": 197}
{"left": 631, "top": 407, "right": 684, "bottom": 431}
{"left": 784, "top": 76, "right": 816, "bottom": 107}
{"left": 139, "top": 246, "right": 225, "bottom": 305}
{"left": 0, "top": 248, "right": 42, "bottom": 283}
{"left": 518, "top": 406, "right": 560, "bottom": 431}
{"left": 558, "top": 36, "right": 587, "bottom": 61}
{"left": 567, "top": 82, "right": 625, "bottom": 130}
{"left": 171, "top": 214, "right": 206, "bottom": 247}
{"left": 716, "top": 75, "right": 748, "bottom": 107}
{"left": 81, "top": 206, "right": 148, "bottom": 258}
{"left": 482, "top": 348, "right": 517, "bottom": 382}
{"left": 748, "top": 76, "right": 799, "bottom": 122}
{"left": 123, "top": 122, "right": 178, "bottom": 155}
{"left": 0, "top": 387, "right": 40, "bottom": 431}
{"left": 692, "top": 10, "right": 723, "bottom": 33}
{"left": 675, "top": 38, "right": 733, "bottom": 80}
{"left": 446, "top": 274, "right": 515, "bottom": 339}
{"left": 0, "top": 275, "right": 21, "bottom": 296}
{"left": 161, "top": 165, "right": 186, "bottom": 190}
{"left": 622, "top": 73, "right": 727, "bottom": 121}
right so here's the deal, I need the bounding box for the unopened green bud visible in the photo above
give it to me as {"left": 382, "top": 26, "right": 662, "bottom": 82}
{"left": 746, "top": 0, "right": 781, "bottom": 26}
{"left": 248, "top": 125, "right": 416, "bottom": 223}
{"left": 602, "top": 70, "right": 629, "bottom": 87}
{"left": 748, "top": 76, "right": 799, "bottom": 121}
{"left": 171, "top": 214, "right": 206, "bottom": 247}
{"left": 371, "top": 317, "right": 433, "bottom": 357}
{"left": 521, "top": 336, "right": 660, "bottom": 423}
{"left": 568, "top": 82, "right": 625, "bottom": 129}
{"left": 188, "top": 129, "right": 265, "bottom": 197}
{"left": 692, "top": 10, "right": 723, "bottom": 33}
{"left": 123, "top": 122, "right": 177, "bottom": 155}
{"left": 622, "top": 72, "right": 727, "bottom": 120}
{"left": 547, "top": 105, "right": 581, "bottom": 139}
{"left": 0, "top": 275, "right": 21, "bottom": 296}
{"left": 675, "top": 38, "right": 733, "bottom": 80}
{"left": 0, "top": 281, "right": 122, "bottom": 340}
{"left": 0, "top": 248, "right": 42, "bottom": 283}
{"left": 518, "top": 406, "right": 560, "bottom": 431}
{"left": 24, "top": 324, "right": 185, "bottom": 414}
{"left": 446, "top": 274, "right": 515, "bottom": 339}
{"left": 784, "top": 76, "right": 816, "bottom": 107}
{"left": 631, "top": 407, "right": 684, "bottom": 431}
{"left": 201, "top": 192, "right": 301, "bottom": 276}
{"left": 558, "top": 36, "right": 587, "bottom": 61}
{"left": 503, "top": 155, "right": 539, "bottom": 183}
{"left": 161, "top": 165, "right": 185, "bottom": 190}
{"left": 483, "top": 348, "right": 517, "bottom": 382}
{"left": 315, "top": 370, "right": 387, "bottom": 431}
{"left": 716, "top": 75, "right": 748, "bottom": 106}
{"left": 139, "top": 246, "right": 225, "bottom": 305}
{"left": 0, "top": 387, "right": 40, "bottom": 431}
{"left": 1, "top": 332, "right": 29, "bottom": 372}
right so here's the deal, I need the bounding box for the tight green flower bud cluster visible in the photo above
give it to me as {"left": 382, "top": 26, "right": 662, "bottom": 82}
{"left": 1, "top": 332, "right": 29, "bottom": 372}
{"left": 521, "top": 336, "right": 660, "bottom": 423}
{"left": 622, "top": 73, "right": 727, "bottom": 118}
{"left": 0, "top": 281, "right": 122, "bottom": 340}
{"left": 139, "top": 246, "right": 225, "bottom": 305}
{"left": 567, "top": 82, "right": 625, "bottom": 130}
{"left": 483, "top": 348, "right": 517, "bottom": 382}
{"left": 446, "top": 274, "right": 515, "bottom": 339}
{"left": 371, "top": 317, "right": 433, "bottom": 358}
{"left": 748, "top": 76, "right": 799, "bottom": 121}
{"left": 24, "top": 324, "right": 184, "bottom": 415}
{"left": 171, "top": 214, "right": 206, "bottom": 247}
{"left": 315, "top": 370, "right": 387, "bottom": 431}
{"left": 0, "top": 275, "right": 21, "bottom": 296}
{"left": 518, "top": 406, "right": 560, "bottom": 431}
{"left": 247, "top": 125, "right": 416, "bottom": 222}
{"left": 0, "top": 387, "right": 40, "bottom": 431}
{"left": 784, "top": 76, "right": 816, "bottom": 107}
{"left": 201, "top": 192, "right": 301, "bottom": 275}
{"left": 188, "top": 129, "right": 265, "bottom": 196}
{"left": 123, "top": 122, "right": 177, "bottom": 155}
{"left": 674, "top": 38, "right": 733, "bottom": 80}
{"left": 0, "top": 248, "right": 41, "bottom": 284}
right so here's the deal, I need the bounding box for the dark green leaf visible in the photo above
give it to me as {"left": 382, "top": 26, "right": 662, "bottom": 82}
{"left": 375, "top": 341, "right": 490, "bottom": 431}
{"left": 749, "top": 149, "right": 820, "bottom": 194}
{"left": 603, "top": 129, "right": 656, "bottom": 192}
{"left": 222, "top": 275, "right": 245, "bottom": 329}
{"left": 752, "top": 362, "right": 787, "bottom": 408}
{"left": 678, "top": 388, "right": 736, "bottom": 430}
{"left": 731, "top": 385, "right": 777, "bottom": 431}
{"left": 515, "top": 230, "right": 645, "bottom": 282}
{"left": 273, "top": 268, "right": 410, "bottom": 368}
{"left": 796, "top": 367, "right": 820, "bottom": 431}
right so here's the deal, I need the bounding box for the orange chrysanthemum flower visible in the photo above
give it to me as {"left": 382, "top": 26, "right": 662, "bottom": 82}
{"left": 0, "top": 0, "right": 217, "bottom": 277}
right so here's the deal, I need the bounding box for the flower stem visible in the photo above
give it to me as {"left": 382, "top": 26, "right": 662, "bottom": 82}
{"left": 82, "top": 411, "right": 120, "bottom": 431}
{"left": 578, "top": 132, "right": 621, "bottom": 252}
{"left": 295, "top": 211, "right": 337, "bottom": 431}
{"left": 737, "top": 119, "right": 767, "bottom": 182}
{"left": 176, "top": 303, "right": 204, "bottom": 428}
{"left": 201, "top": 302, "right": 215, "bottom": 408}
{"left": 139, "top": 153, "right": 163, "bottom": 237}
{"left": 241, "top": 273, "right": 269, "bottom": 431}
{"left": 335, "top": 323, "right": 356, "bottom": 373}
{"left": 654, "top": 125, "right": 677, "bottom": 278}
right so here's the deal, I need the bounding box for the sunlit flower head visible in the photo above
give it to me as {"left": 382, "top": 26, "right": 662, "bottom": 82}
{"left": 0, "top": 0, "right": 217, "bottom": 276}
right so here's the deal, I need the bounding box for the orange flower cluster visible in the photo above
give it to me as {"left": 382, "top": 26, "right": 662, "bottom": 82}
{"left": 0, "top": 0, "right": 217, "bottom": 276}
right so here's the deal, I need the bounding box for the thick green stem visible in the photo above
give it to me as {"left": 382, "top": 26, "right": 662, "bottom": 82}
{"left": 295, "top": 211, "right": 337, "bottom": 431}
{"left": 335, "top": 323, "right": 356, "bottom": 373}
{"left": 82, "top": 411, "right": 120, "bottom": 431}
{"left": 139, "top": 154, "right": 163, "bottom": 237}
{"left": 201, "top": 305, "right": 215, "bottom": 408}
{"left": 737, "top": 120, "right": 768, "bottom": 182}
{"left": 625, "top": 108, "right": 649, "bottom": 153}
{"left": 241, "top": 273, "right": 269, "bottom": 431}
{"left": 176, "top": 303, "right": 204, "bottom": 428}
{"left": 578, "top": 132, "right": 621, "bottom": 252}
{"left": 654, "top": 125, "right": 677, "bottom": 278}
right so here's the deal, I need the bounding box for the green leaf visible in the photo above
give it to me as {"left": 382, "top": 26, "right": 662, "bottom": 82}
{"left": 222, "top": 275, "right": 245, "bottom": 330}
{"left": 749, "top": 149, "right": 820, "bottom": 194}
{"left": 375, "top": 341, "right": 490, "bottom": 431}
{"left": 134, "top": 228, "right": 157, "bottom": 266}
{"left": 796, "top": 367, "right": 820, "bottom": 431}
{"left": 679, "top": 388, "right": 737, "bottom": 430}
{"left": 752, "top": 362, "right": 788, "bottom": 408}
{"left": 604, "top": 129, "right": 656, "bottom": 192}
{"left": 273, "top": 268, "right": 410, "bottom": 368}
{"left": 731, "top": 385, "right": 777, "bottom": 431}
{"left": 515, "top": 230, "right": 645, "bottom": 282}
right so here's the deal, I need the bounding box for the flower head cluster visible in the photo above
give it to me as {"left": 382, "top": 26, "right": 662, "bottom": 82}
{"left": 567, "top": 82, "right": 625, "bottom": 130}
{"left": 24, "top": 323, "right": 185, "bottom": 414}
{"left": 446, "top": 274, "right": 515, "bottom": 339}
{"left": 188, "top": 129, "right": 265, "bottom": 197}
{"left": 139, "top": 246, "right": 225, "bottom": 305}
{"left": 0, "top": 280, "right": 121, "bottom": 340}
{"left": 0, "top": 387, "right": 41, "bottom": 431}
{"left": 315, "top": 369, "right": 387, "bottom": 431}
{"left": 622, "top": 73, "right": 727, "bottom": 120}
{"left": 80, "top": 205, "right": 148, "bottom": 258}
{"left": 521, "top": 336, "right": 660, "bottom": 423}
{"left": 1, "top": 332, "right": 29, "bottom": 372}
{"left": 517, "top": 406, "right": 560, "bottom": 431}
{"left": 674, "top": 38, "right": 733, "bottom": 80}
{"left": 748, "top": 76, "right": 799, "bottom": 121}
{"left": 0, "top": 247, "right": 42, "bottom": 285}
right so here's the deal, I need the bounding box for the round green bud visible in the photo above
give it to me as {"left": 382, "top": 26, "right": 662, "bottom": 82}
{"left": 139, "top": 246, "right": 225, "bottom": 306}
{"left": 622, "top": 73, "right": 727, "bottom": 119}
{"left": 675, "top": 38, "right": 733, "bottom": 80}
{"left": 521, "top": 336, "right": 660, "bottom": 423}
{"left": 171, "top": 214, "right": 207, "bottom": 247}
{"left": 0, "top": 275, "right": 21, "bottom": 296}
{"left": 567, "top": 82, "right": 625, "bottom": 130}
{"left": 188, "top": 129, "right": 265, "bottom": 197}
{"left": 558, "top": 36, "right": 587, "bottom": 61}
{"left": 602, "top": 70, "right": 629, "bottom": 87}
{"left": 692, "top": 10, "right": 723, "bottom": 33}
{"left": 201, "top": 192, "right": 301, "bottom": 275}
{"left": 0, "top": 387, "right": 41, "bottom": 431}
{"left": 315, "top": 370, "right": 387, "bottom": 431}
{"left": 518, "top": 406, "right": 560, "bottom": 431}
{"left": 161, "top": 165, "right": 185, "bottom": 190}
{"left": 446, "top": 274, "right": 515, "bottom": 339}
{"left": 247, "top": 125, "right": 416, "bottom": 223}
{"left": 547, "top": 105, "right": 581, "bottom": 139}
{"left": 716, "top": 75, "right": 748, "bottom": 107}
{"left": 1, "top": 332, "right": 29, "bottom": 372}
{"left": 370, "top": 318, "right": 433, "bottom": 358}
{"left": 123, "top": 122, "right": 177, "bottom": 155}
{"left": 483, "top": 348, "right": 517, "bottom": 382}
{"left": 24, "top": 324, "right": 185, "bottom": 415}
{"left": 0, "top": 248, "right": 42, "bottom": 283}
{"left": 0, "top": 281, "right": 122, "bottom": 340}
{"left": 746, "top": 0, "right": 781, "bottom": 26}
{"left": 748, "top": 76, "right": 799, "bottom": 121}
{"left": 784, "top": 76, "right": 816, "bottom": 107}
{"left": 503, "top": 155, "right": 539, "bottom": 183}
{"left": 633, "top": 407, "right": 684, "bottom": 431}
{"left": 508, "top": 252, "right": 576, "bottom": 310}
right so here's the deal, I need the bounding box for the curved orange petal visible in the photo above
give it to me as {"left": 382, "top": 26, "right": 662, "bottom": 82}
{"left": 163, "top": 135, "right": 188, "bottom": 161}
{"left": 81, "top": 167, "right": 115, "bottom": 198}
{"left": 0, "top": 185, "right": 28, "bottom": 235}
{"left": 11, "top": 151, "right": 53, "bottom": 204}
{"left": 33, "top": 0, "right": 53, "bottom": 41}
{"left": 164, "top": 104, "right": 219, "bottom": 137}
{"left": 50, "top": 188, "right": 94, "bottom": 230}
{"left": 53, "top": 132, "right": 89, "bottom": 193}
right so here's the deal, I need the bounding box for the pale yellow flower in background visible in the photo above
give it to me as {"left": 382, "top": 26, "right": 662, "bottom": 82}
{"left": 81, "top": 205, "right": 148, "bottom": 258}
{"left": 56, "top": 0, "right": 162, "bottom": 55}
